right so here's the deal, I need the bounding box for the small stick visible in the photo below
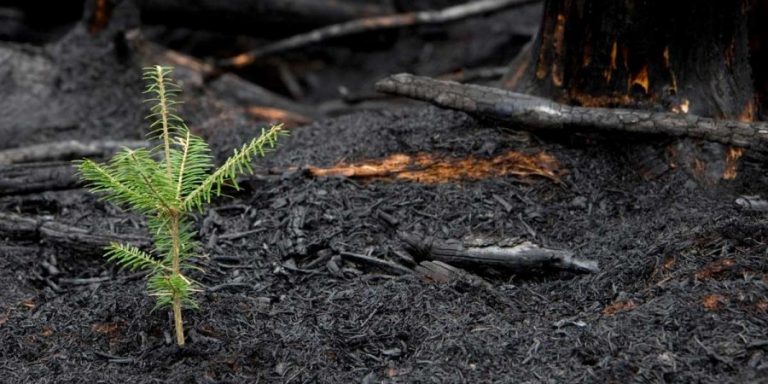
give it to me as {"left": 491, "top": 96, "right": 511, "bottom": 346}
{"left": 219, "top": 0, "right": 538, "bottom": 68}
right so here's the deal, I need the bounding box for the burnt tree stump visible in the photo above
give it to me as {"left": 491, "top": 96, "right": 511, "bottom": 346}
{"left": 502, "top": 0, "right": 758, "bottom": 182}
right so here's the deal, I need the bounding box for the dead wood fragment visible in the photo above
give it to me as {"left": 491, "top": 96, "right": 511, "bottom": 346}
{"left": 0, "top": 140, "right": 145, "bottom": 165}
{"left": 219, "top": 0, "right": 539, "bottom": 68}
{"left": 375, "top": 73, "right": 768, "bottom": 151}
{"left": 340, "top": 251, "right": 414, "bottom": 276}
{"left": 0, "top": 162, "right": 79, "bottom": 196}
{"left": 399, "top": 231, "right": 599, "bottom": 273}
{"left": 0, "top": 212, "right": 150, "bottom": 253}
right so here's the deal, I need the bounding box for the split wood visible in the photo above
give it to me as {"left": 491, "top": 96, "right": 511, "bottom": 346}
{"left": 376, "top": 73, "right": 768, "bottom": 151}
{"left": 218, "top": 0, "right": 539, "bottom": 68}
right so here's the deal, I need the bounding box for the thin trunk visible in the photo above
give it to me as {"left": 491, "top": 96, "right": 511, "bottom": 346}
{"left": 169, "top": 213, "right": 185, "bottom": 346}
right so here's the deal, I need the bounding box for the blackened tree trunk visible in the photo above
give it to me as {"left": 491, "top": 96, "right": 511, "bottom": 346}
{"left": 502, "top": 0, "right": 757, "bottom": 182}
{"left": 504, "top": 0, "right": 755, "bottom": 121}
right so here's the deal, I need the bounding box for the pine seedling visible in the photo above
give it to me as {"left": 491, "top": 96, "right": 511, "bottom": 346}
{"left": 77, "top": 65, "right": 284, "bottom": 346}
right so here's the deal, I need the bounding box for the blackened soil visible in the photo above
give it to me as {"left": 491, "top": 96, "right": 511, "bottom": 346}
{"left": 2, "top": 107, "right": 768, "bottom": 383}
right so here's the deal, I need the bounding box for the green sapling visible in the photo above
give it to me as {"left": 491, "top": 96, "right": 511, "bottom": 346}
{"left": 77, "top": 65, "right": 284, "bottom": 346}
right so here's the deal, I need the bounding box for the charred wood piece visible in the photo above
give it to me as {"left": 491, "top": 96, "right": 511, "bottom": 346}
{"left": 219, "top": 0, "right": 538, "bottom": 68}
{"left": 0, "top": 162, "right": 80, "bottom": 196}
{"left": 0, "top": 140, "right": 145, "bottom": 165}
{"left": 399, "top": 231, "right": 599, "bottom": 273}
{"left": 0, "top": 212, "right": 150, "bottom": 254}
{"left": 376, "top": 73, "right": 768, "bottom": 151}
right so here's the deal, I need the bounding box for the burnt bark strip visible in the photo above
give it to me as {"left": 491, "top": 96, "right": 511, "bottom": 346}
{"left": 399, "top": 232, "right": 598, "bottom": 273}
{"left": 507, "top": 0, "right": 754, "bottom": 120}
{"left": 376, "top": 74, "right": 768, "bottom": 150}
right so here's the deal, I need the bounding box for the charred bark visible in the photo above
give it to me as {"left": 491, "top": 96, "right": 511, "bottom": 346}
{"left": 496, "top": 0, "right": 759, "bottom": 182}
{"left": 503, "top": 0, "right": 755, "bottom": 120}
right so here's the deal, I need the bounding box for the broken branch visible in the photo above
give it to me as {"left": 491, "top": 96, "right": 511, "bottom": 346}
{"left": 219, "top": 0, "right": 538, "bottom": 69}
{"left": 375, "top": 73, "right": 768, "bottom": 151}
{"left": 399, "top": 231, "right": 599, "bottom": 273}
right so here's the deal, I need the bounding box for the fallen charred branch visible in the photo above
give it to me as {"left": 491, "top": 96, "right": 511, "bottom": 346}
{"left": 0, "top": 140, "right": 145, "bottom": 165}
{"left": 0, "top": 162, "right": 79, "bottom": 196}
{"left": 399, "top": 231, "right": 599, "bottom": 273}
{"left": 376, "top": 73, "right": 768, "bottom": 151}
{"left": 219, "top": 0, "right": 539, "bottom": 69}
{"left": 0, "top": 212, "right": 150, "bottom": 253}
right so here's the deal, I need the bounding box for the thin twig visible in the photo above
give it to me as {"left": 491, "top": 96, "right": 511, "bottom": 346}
{"left": 219, "top": 0, "right": 539, "bottom": 68}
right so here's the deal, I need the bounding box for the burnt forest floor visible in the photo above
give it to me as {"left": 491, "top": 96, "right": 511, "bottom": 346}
{"left": 2, "top": 107, "right": 768, "bottom": 383}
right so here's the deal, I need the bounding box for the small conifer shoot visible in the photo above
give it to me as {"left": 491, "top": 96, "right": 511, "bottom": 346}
{"left": 77, "top": 66, "right": 284, "bottom": 346}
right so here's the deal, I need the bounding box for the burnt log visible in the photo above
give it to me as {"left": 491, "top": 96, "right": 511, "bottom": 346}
{"left": 0, "top": 140, "right": 145, "bottom": 165}
{"left": 399, "top": 231, "right": 598, "bottom": 273}
{"left": 376, "top": 73, "right": 768, "bottom": 151}
{"left": 0, "top": 162, "right": 80, "bottom": 196}
{"left": 0, "top": 212, "right": 150, "bottom": 253}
